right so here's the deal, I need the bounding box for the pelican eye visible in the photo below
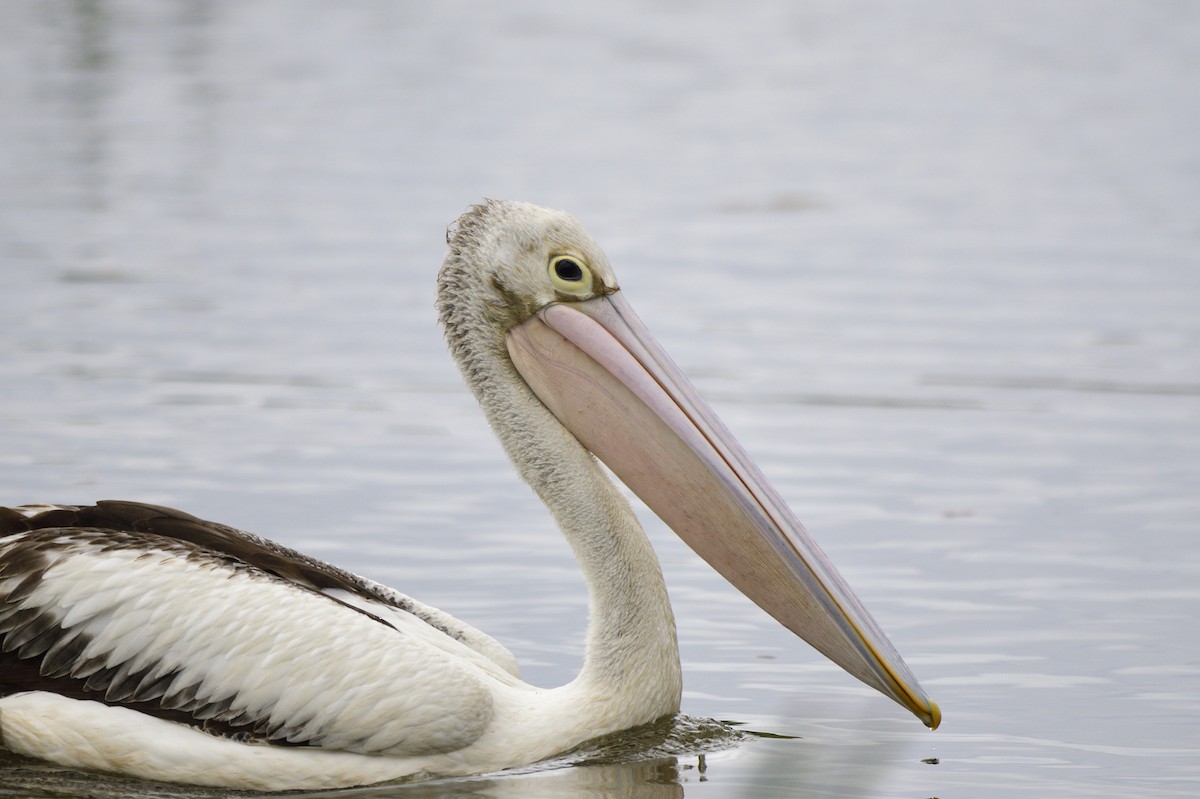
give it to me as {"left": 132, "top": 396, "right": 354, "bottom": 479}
{"left": 548, "top": 255, "right": 593, "bottom": 295}
{"left": 555, "top": 258, "right": 583, "bottom": 281}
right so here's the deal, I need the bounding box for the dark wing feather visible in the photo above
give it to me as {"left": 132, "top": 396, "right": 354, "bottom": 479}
{"left": 7, "top": 501, "right": 454, "bottom": 634}
{"left": 0, "top": 502, "right": 496, "bottom": 754}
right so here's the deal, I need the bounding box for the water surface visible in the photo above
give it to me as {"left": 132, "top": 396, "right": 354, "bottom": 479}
{"left": 1, "top": 2, "right": 1198, "bottom": 797}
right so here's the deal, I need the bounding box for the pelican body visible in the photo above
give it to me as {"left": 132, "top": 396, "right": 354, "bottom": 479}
{"left": 0, "top": 201, "right": 938, "bottom": 790}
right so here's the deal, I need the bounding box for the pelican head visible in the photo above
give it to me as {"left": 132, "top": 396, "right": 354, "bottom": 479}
{"left": 438, "top": 200, "right": 940, "bottom": 730}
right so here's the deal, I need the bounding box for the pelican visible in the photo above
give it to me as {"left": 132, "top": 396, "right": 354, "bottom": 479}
{"left": 0, "top": 201, "right": 938, "bottom": 790}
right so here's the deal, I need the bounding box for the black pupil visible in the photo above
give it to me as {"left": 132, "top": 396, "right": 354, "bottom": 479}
{"left": 555, "top": 258, "right": 584, "bottom": 282}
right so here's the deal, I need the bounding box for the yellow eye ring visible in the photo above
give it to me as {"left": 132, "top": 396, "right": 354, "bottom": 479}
{"left": 548, "top": 255, "right": 593, "bottom": 295}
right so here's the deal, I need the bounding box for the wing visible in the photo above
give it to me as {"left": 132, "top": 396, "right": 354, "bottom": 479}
{"left": 2, "top": 501, "right": 520, "bottom": 677}
{"left": 0, "top": 501, "right": 508, "bottom": 756}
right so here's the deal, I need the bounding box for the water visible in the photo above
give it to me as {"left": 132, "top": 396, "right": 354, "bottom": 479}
{"left": 2, "top": 1, "right": 1198, "bottom": 796}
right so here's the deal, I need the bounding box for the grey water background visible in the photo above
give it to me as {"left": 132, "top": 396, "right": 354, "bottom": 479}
{"left": 1, "top": 1, "right": 1198, "bottom": 797}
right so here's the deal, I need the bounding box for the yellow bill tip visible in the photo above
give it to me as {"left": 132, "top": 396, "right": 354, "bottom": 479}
{"left": 924, "top": 699, "right": 942, "bottom": 730}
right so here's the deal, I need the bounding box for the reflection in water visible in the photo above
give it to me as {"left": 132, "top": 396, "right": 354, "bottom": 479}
{"left": 311, "top": 759, "right": 688, "bottom": 799}
{"left": 0, "top": 754, "right": 685, "bottom": 799}
{"left": 0, "top": 758, "right": 696, "bottom": 796}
